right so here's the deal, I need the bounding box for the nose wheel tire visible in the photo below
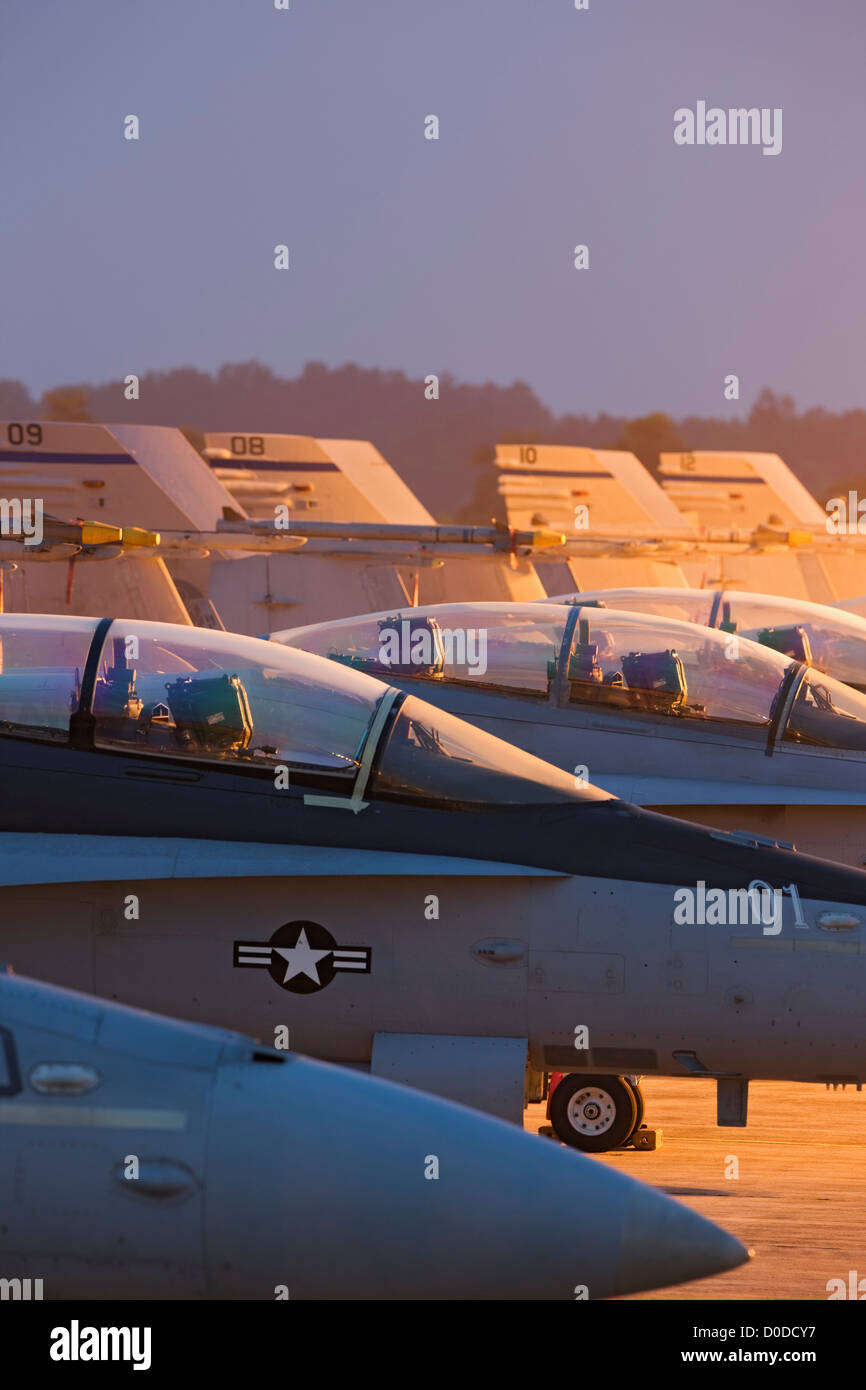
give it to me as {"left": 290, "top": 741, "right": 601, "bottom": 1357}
{"left": 624, "top": 1078, "right": 645, "bottom": 1142}
{"left": 549, "top": 1074, "right": 638, "bottom": 1153}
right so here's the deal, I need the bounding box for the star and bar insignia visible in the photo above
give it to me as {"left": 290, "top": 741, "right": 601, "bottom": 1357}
{"left": 233, "top": 920, "right": 372, "bottom": 994}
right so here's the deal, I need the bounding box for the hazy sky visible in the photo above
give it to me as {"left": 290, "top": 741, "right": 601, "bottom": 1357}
{"left": 1, "top": 0, "right": 863, "bottom": 418}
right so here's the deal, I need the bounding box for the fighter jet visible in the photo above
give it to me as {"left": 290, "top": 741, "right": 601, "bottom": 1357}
{"left": 494, "top": 442, "right": 690, "bottom": 591}
{"left": 0, "top": 422, "right": 551, "bottom": 636}
{"left": 202, "top": 431, "right": 435, "bottom": 525}
{"left": 0, "top": 970, "right": 751, "bottom": 1298}
{"left": 4, "top": 420, "right": 860, "bottom": 632}
{"left": 658, "top": 451, "right": 826, "bottom": 531}
{"left": 1, "top": 613, "right": 866, "bottom": 1152}
{"left": 273, "top": 599, "right": 866, "bottom": 868}
{"left": 202, "top": 430, "right": 553, "bottom": 622}
{"left": 0, "top": 420, "right": 284, "bottom": 624}
{"left": 656, "top": 450, "right": 866, "bottom": 601}
{"left": 540, "top": 586, "right": 866, "bottom": 694}
{"left": 493, "top": 442, "right": 866, "bottom": 602}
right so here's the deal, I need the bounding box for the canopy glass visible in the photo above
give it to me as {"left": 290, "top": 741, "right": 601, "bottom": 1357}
{"left": 274, "top": 601, "right": 866, "bottom": 749}
{"left": 0, "top": 615, "right": 98, "bottom": 740}
{"left": 0, "top": 615, "right": 609, "bottom": 807}
{"left": 279, "top": 604, "right": 569, "bottom": 697}
{"left": 545, "top": 588, "right": 866, "bottom": 693}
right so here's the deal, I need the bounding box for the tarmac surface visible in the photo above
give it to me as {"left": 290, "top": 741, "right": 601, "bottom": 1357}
{"left": 524, "top": 1077, "right": 866, "bottom": 1301}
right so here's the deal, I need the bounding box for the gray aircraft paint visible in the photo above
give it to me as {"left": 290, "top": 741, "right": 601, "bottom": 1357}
{"left": 275, "top": 601, "right": 866, "bottom": 867}
{"left": 1, "top": 614, "right": 866, "bottom": 1131}
{"left": 0, "top": 971, "right": 748, "bottom": 1300}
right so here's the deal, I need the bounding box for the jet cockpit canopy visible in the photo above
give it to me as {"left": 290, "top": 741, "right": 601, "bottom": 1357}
{"left": 0, "top": 614, "right": 610, "bottom": 809}
{"left": 273, "top": 600, "right": 866, "bottom": 753}
{"left": 544, "top": 587, "right": 866, "bottom": 694}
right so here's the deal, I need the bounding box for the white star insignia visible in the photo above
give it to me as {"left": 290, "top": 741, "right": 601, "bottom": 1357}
{"left": 273, "top": 928, "right": 332, "bottom": 985}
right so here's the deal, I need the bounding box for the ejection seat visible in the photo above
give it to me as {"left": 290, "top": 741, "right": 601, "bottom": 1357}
{"left": 329, "top": 615, "right": 446, "bottom": 681}
{"left": 163, "top": 673, "right": 254, "bottom": 754}
{"left": 566, "top": 644, "right": 688, "bottom": 715}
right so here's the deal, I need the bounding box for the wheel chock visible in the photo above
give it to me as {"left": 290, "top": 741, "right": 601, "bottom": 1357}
{"left": 629, "top": 1126, "right": 662, "bottom": 1151}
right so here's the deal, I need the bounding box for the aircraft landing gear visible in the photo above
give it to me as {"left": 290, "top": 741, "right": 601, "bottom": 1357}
{"left": 626, "top": 1075, "right": 645, "bottom": 1140}
{"left": 549, "top": 1073, "right": 645, "bottom": 1153}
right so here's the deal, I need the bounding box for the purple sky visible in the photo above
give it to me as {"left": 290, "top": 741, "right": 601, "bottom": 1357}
{"left": 1, "top": 0, "right": 863, "bottom": 418}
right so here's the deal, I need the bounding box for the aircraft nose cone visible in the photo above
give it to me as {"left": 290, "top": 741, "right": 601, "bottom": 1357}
{"left": 208, "top": 1055, "right": 751, "bottom": 1299}
{"left": 613, "top": 1184, "right": 749, "bottom": 1297}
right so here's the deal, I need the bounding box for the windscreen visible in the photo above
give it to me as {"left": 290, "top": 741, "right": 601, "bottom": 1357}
{"left": 784, "top": 670, "right": 866, "bottom": 751}
{"left": 372, "top": 694, "right": 612, "bottom": 807}
{"left": 0, "top": 616, "right": 98, "bottom": 740}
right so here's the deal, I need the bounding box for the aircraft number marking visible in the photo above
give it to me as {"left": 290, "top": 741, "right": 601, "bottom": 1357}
{"left": 230, "top": 435, "right": 265, "bottom": 456}
{"left": 6, "top": 423, "right": 43, "bottom": 446}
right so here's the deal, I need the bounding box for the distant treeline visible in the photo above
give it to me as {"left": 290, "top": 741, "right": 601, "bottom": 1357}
{"left": 1, "top": 364, "right": 865, "bottom": 522}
